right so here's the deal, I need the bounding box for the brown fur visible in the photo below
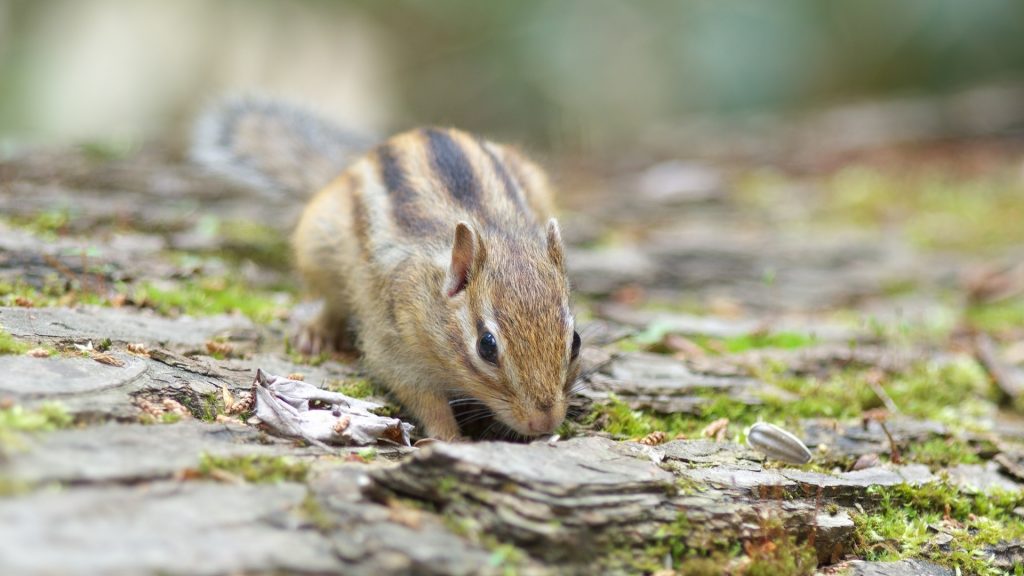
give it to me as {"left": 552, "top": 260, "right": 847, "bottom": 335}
{"left": 195, "top": 104, "right": 578, "bottom": 441}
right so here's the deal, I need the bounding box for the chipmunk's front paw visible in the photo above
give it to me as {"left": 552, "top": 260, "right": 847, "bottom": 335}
{"left": 292, "top": 321, "right": 351, "bottom": 356}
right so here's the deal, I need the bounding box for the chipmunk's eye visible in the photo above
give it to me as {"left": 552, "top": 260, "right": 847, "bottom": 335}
{"left": 478, "top": 331, "right": 498, "bottom": 365}
{"left": 571, "top": 330, "right": 581, "bottom": 361}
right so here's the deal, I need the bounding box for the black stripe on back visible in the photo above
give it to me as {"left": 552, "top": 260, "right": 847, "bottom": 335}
{"left": 378, "top": 144, "right": 442, "bottom": 236}
{"left": 477, "top": 138, "right": 528, "bottom": 216}
{"left": 425, "top": 128, "right": 481, "bottom": 211}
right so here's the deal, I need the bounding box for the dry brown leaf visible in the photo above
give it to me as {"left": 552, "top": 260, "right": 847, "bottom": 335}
{"left": 702, "top": 417, "right": 730, "bottom": 441}
{"left": 13, "top": 296, "right": 33, "bottom": 308}
{"left": 91, "top": 352, "right": 125, "bottom": 367}
{"left": 136, "top": 399, "right": 161, "bottom": 418}
{"left": 160, "top": 398, "right": 191, "bottom": 418}
{"left": 225, "top": 391, "right": 254, "bottom": 415}
{"left": 663, "top": 334, "right": 706, "bottom": 359}
{"left": 333, "top": 415, "right": 351, "bottom": 434}
{"left": 287, "top": 373, "right": 305, "bottom": 381}
{"left": 639, "top": 431, "right": 667, "bottom": 446}
{"left": 126, "top": 342, "right": 149, "bottom": 356}
{"left": 221, "top": 385, "right": 235, "bottom": 413}
{"left": 387, "top": 501, "right": 423, "bottom": 529}
{"left": 852, "top": 453, "right": 880, "bottom": 471}
{"left": 205, "top": 340, "right": 233, "bottom": 357}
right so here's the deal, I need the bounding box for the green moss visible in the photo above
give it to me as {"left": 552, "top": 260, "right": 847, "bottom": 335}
{"left": 824, "top": 166, "right": 1024, "bottom": 253}
{"left": 967, "top": 297, "right": 1024, "bottom": 335}
{"left": 137, "top": 278, "right": 287, "bottom": 324}
{"left": 329, "top": 378, "right": 376, "bottom": 399}
{"left": 196, "top": 453, "right": 309, "bottom": 484}
{"left": 487, "top": 544, "right": 525, "bottom": 575}
{"left": 634, "top": 320, "right": 816, "bottom": 355}
{"left": 0, "top": 403, "right": 73, "bottom": 449}
{"left": 216, "top": 220, "right": 292, "bottom": 270}
{"left": 299, "top": 493, "right": 335, "bottom": 531}
{"left": 853, "top": 481, "right": 1024, "bottom": 574}
{"left": 584, "top": 394, "right": 755, "bottom": 441}
{"left": 0, "top": 328, "right": 30, "bottom": 355}
{"left": 764, "top": 357, "right": 992, "bottom": 427}
{"left": 744, "top": 528, "right": 817, "bottom": 576}
{"left": 628, "top": 513, "right": 815, "bottom": 575}
{"left": 0, "top": 277, "right": 123, "bottom": 309}
{"left": 718, "top": 331, "right": 817, "bottom": 354}
{"left": 584, "top": 358, "right": 994, "bottom": 451}
{"left": 8, "top": 209, "right": 72, "bottom": 238}
{"left": 903, "top": 438, "right": 982, "bottom": 468}
{"left": 161, "top": 412, "right": 184, "bottom": 424}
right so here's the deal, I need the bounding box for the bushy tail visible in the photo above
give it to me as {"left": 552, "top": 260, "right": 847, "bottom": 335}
{"left": 191, "top": 97, "right": 372, "bottom": 197}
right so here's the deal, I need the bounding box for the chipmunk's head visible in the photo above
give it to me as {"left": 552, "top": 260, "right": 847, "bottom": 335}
{"left": 443, "top": 218, "right": 580, "bottom": 437}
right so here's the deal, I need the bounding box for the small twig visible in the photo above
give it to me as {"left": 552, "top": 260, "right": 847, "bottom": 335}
{"left": 866, "top": 369, "right": 900, "bottom": 414}
{"left": 877, "top": 420, "right": 901, "bottom": 465}
{"left": 975, "top": 333, "right": 1024, "bottom": 401}
{"left": 42, "top": 253, "right": 82, "bottom": 288}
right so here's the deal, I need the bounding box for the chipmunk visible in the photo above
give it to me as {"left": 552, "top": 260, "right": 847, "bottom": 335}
{"left": 192, "top": 98, "right": 581, "bottom": 440}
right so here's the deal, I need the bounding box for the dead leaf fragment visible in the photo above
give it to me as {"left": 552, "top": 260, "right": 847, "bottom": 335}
{"left": 91, "top": 352, "right": 125, "bottom": 367}
{"left": 221, "top": 385, "right": 236, "bottom": 413}
{"left": 161, "top": 398, "right": 190, "bottom": 418}
{"left": 333, "top": 415, "right": 351, "bottom": 434}
{"left": 205, "top": 340, "right": 233, "bottom": 357}
{"left": 287, "top": 373, "right": 305, "bottom": 381}
{"left": 387, "top": 500, "right": 423, "bottom": 529}
{"left": 214, "top": 414, "right": 237, "bottom": 425}
{"left": 126, "top": 342, "right": 149, "bottom": 356}
{"left": 639, "top": 431, "right": 667, "bottom": 446}
{"left": 702, "top": 417, "right": 730, "bottom": 441}
{"left": 25, "top": 348, "right": 51, "bottom": 358}
{"left": 252, "top": 369, "right": 414, "bottom": 447}
{"left": 852, "top": 453, "right": 880, "bottom": 471}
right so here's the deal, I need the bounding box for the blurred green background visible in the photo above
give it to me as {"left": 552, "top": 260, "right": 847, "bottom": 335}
{"left": 2, "top": 0, "right": 1024, "bottom": 155}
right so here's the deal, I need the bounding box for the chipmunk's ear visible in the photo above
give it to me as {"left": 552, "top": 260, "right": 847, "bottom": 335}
{"left": 445, "top": 221, "right": 486, "bottom": 297}
{"left": 546, "top": 218, "right": 564, "bottom": 271}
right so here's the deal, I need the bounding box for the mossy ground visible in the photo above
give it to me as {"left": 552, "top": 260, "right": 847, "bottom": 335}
{"left": 196, "top": 454, "right": 309, "bottom": 484}
{"left": 582, "top": 357, "right": 992, "bottom": 445}
{"left": 0, "top": 328, "right": 30, "bottom": 355}
{"left": 4, "top": 145, "right": 1024, "bottom": 574}
{"left": 328, "top": 378, "right": 377, "bottom": 399}
{"left": 853, "top": 482, "right": 1024, "bottom": 575}
{"left": 0, "top": 403, "right": 72, "bottom": 449}
{"left": 1, "top": 213, "right": 297, "bottom": 325}
{"left": 135, "top": 278, "right": 289, "bottom": 323}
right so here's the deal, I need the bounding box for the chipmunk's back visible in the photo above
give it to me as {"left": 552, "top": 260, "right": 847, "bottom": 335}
{"left": 361, "top": 127, "right": 554, "bottom": 247}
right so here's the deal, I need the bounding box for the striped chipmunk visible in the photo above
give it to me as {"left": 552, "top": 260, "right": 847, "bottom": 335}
{"left": 192, "top": 99, "right": 582, "bottom": 441}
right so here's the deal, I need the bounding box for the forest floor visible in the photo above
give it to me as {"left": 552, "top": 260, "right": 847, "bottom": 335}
{"left": 1, "top": 133, "right": 1024, "bottom": 575}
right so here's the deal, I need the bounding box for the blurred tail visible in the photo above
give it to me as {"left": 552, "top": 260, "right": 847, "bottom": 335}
{"left": 191, "top": 96, "right": 371, "bottom": 197}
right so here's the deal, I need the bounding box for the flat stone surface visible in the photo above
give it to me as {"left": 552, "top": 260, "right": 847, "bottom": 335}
{"left": 0, "top": 481, "right": 342, "bottom": 576}
{"left": 0, "top": 306, "right": 256, "bottom": 347}
{"left": 802, "top": 417, "right": 949, "bottom": 461}
{"left": 4, "top": 420, "right": 314, "bottom": 485}
{"left": 371, "top": 436, "right": 679, "bottom": 561}
{"left": 0, "top": 353, "right": 147, "bottom": 397}
{"left": 945, "top": 462, "right": 1022, "bottom": 492}
{"left": 832, "top": 559, "right": 955, "bottom": 576}
{"left": 310, "top": 467, "right": 519, "bottom": 576}
{"left": 581, "top": 351, "right": 794, "bottom": 413}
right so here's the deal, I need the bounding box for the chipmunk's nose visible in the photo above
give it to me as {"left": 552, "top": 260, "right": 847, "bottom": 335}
{"left": 526, "top": 411, "right": 556, "bottom": 435}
